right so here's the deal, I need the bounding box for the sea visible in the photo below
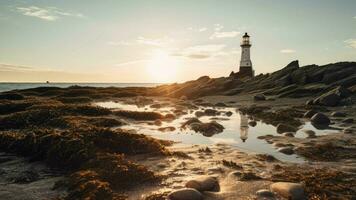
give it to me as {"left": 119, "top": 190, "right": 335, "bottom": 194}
{"left": 0, "top": 83, "right": 162, "bottom": 93}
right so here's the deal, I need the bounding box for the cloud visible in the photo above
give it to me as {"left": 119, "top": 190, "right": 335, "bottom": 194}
{"left": 280, "top": 49, "right": 296, "bottom": 53}
{"left": 0, "top": 64, "right": 33, "bottom": 72}
{"left": 210, "top": 31, "right": 240, "bottom": 39}
{"left": 345, "top": 39, "right": 356, "bottom": 48}
{"left": 136, "top": 36, "right": 174, "bottom": 46}
{"left": 114, "top": 60, "right": 149, "bottom": 67}
{"left": 354, "top": 16, "right": 356, "bottom": 19}
{"left": 198, "top": 27, "right": 208, "bottom": 32}
{"left": 107, "top": 41, "right": 132, "bottom": 46}
{"left": 16, "top": 6, "right": 83, "bottom": 21}
{"left": 214, "top": 24, "right": 224, "bottom": 31}
{"left": 172, "top": 44, "right": 227, "bottom": 59}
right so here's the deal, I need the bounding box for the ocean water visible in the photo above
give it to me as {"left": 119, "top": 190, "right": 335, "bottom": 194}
{"left": 0, "top": 83, "right": 162, "bottom": 93}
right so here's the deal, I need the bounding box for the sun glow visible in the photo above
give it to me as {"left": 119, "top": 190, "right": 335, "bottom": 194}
{"left": 146, "top": 49, "right": 179, "bottom": 83}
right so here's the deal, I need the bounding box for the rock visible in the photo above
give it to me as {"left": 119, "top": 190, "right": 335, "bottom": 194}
{"left": 167, "top": 188, "right": 203, "bottom": 200}
{"left": 303, "top": 110, "right": 317, "bottom": 118}
{"left": 248, "top": 120, "right": 257, "bottom": 127}
{"left": 204, "top": 109, "right": 219, "bottom": 116}
{"left": 254, "top": 94, "right": 266, "bottom": 101}
{"left": 185, "top": 176, "right": 220, "bottom": 192}
{"left": 154, "top": 119, "right": 162, "bottom": 126}
{"left": 283, "top": 132, "right": 295, "bottom": 137}
{"left": 256, "top": 189, "right": 275, "bottom": 199}
{"left": 276, "top": 123, "right": 297, "bottom": 134}
{"left": 277, "top": 147, "right": 294, "bottom": 155}
{"left": 316, "top": 93, "right": 341, "bottom": 106}
{"left": 331, "top": 111, "right": 346, "bottom": 117}
{"left": 158, "top": 126, "right": 176, "bottom": 132}
{"left": 333, "top": 86, "right": 352, "bottom": 98}
{"left": 303, "top": 130, "right": 316, "bottom": 138}
{"left": 225, "top": 111, "right": 233, "bottom": 117}
{"left": 186, "top": 120, "right": 225, "bottom": 137}
{"left": 230, "top": 171, "right": 262, "bottom": 181}
{"left": 13, "top": 170, "right": 39, "bottom": 183}
{"left": 270, "top": 182, "right": 306, "bottom": 200}
{"left": 215, "top": 102, "right": 227, "bottom": 107}
{"left": 311, "top": 113, "right": 330, "bottom": 125}
{"left": 342, "top": 118, "right": 354, "bottom": 123}
{"left": 195, "top": 111, "right": 205, "bottom": 117}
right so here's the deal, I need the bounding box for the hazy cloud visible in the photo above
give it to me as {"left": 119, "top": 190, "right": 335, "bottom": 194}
{"left": 136, "top": 36, "right": 174, "bottom": 46}
{"left": 345, "top": 39, "right": 356, "bottom": 48}
{"left": 214, "top": 24, "right": 224, "bottom": 31}
{"left": 280, "top": 49, "right": 296, "bottom": 53}
{"left": 198, "top": 27, "right": 208, "bottom": 32}
{"left": 114, "top": 60, "right": 149, "bottom": 67}
{"left": 210, "top": 31, "right": 240, "bottom": 39}
{"left": 16, "top": 6, "right": 83, "bottom": 21}
{"left": 107, "top": 41, "right": 132, "bottom": 46}
{"left": 172, "top": 44, "right": 227, "bottom": 59}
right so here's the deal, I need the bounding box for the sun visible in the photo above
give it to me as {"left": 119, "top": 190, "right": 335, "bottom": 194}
{"left": 146, "top": 49, "right": 178, "bottom": 83}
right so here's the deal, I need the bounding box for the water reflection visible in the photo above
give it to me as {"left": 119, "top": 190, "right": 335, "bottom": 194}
{"left": 240, "top": 114, "right": 249, "bottom": 143}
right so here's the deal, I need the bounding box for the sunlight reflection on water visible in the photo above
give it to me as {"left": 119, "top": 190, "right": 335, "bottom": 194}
{"left": 96, "top": 101, "right": 337, "bottom": 163}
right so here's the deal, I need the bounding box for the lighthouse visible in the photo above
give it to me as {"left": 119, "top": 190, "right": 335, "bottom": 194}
{"left": 237, "top": 32, "right": 254, "bottom": 78}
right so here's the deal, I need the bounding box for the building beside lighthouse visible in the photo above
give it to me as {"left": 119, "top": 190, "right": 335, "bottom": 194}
{"left": 230, "top": 32, "right": 254, "bottom": 79}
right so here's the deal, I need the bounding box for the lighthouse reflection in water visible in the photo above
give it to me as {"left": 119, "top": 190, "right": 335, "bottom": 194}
{"left": 240, "top": 114, "right": 249, "bottom": 142}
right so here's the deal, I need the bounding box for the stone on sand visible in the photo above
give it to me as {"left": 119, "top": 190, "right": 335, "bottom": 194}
{"left": 256, "top": 189, "right": 275, "bottom": 199}
{"left": 185, "top": 176, "right": 220, "bottom": 192}
{"left": 311, "top": 113, "right": 330, "bottom": 125}
{"left": 270, "top": 182, "right": 306, "bottom": 200}
{"left": 254, "top": 94, "right": 266, "bottom": 101}
{"left": 167, "top": 188, "right": 203, "bottom": 200}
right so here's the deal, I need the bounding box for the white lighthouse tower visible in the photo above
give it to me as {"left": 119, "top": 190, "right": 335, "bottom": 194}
{"left": 238, "top": 32, "right": 254, "bottom": 78}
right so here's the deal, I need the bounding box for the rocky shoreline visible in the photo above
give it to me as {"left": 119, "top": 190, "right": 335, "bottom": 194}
{"left": 0, "top": 60, "right": 355, "bottom": 199}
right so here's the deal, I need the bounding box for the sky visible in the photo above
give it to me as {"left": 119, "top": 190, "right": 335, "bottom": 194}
{"left": 0, "top": 0, "right": 355, "bottom": 83}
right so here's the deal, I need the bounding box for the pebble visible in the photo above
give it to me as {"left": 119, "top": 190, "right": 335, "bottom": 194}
{"left": 270, "top": 182, "right": 306, "bottom": 200}
{"left": 256, "top": 189, "right": 275, "bottom": 199}
{"left": 277, "top": 147, "right": 294, "bottom": 155}
{"left": 303, "top": 130, "right": 316, "bottom": 138}
{"left": 167, "top": 188, "right": 203, "bottom": 200}
{"left": 185, "top": 176, "right": 220, "bottom": 192}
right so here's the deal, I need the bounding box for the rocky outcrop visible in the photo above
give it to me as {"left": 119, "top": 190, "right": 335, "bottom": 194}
{"left": 152, "top": 61, "right": 355, "bottom": 99}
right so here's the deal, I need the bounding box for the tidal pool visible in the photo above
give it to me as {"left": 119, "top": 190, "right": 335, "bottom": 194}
{"left": 96, "top": 101, "right": 337, "bottom": 163}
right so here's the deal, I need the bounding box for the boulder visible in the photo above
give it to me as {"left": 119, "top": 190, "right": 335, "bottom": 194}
{"left": 277, "top": 147, "right": 294, "bottom": 155}
{"left": 185, "top": 176, "right": 220, "bottom": 192}
{"left": 270, "top": 182, "right": 306, "bottom": 200}
{"left": 254, "top": 94, "right": 266, "bottom": 101}
{"left": 311, "top": 113, "right": 330, "bottom": 125}
{"left": 315, "top": 93, "right": 340, "bottom": 106}
{"left": 167, "top": 188, "right": 203, "bottom": 200}
{"left": 303, "top": 110, "right": 317, "bottom": 118}
{"left": 305, "top": 100, "right": 314, "bottom": 106}
{"left": 215, "top": 102, "right": 227, "bottom": 107}
{"left": 276, "top": 124, "right": 297, "bottom": 134}
{"left": 331, "top": 111, "right": 346, "bottom": 117}
{"left": 343, "top": 128, "right": 353, "bottom": 134}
